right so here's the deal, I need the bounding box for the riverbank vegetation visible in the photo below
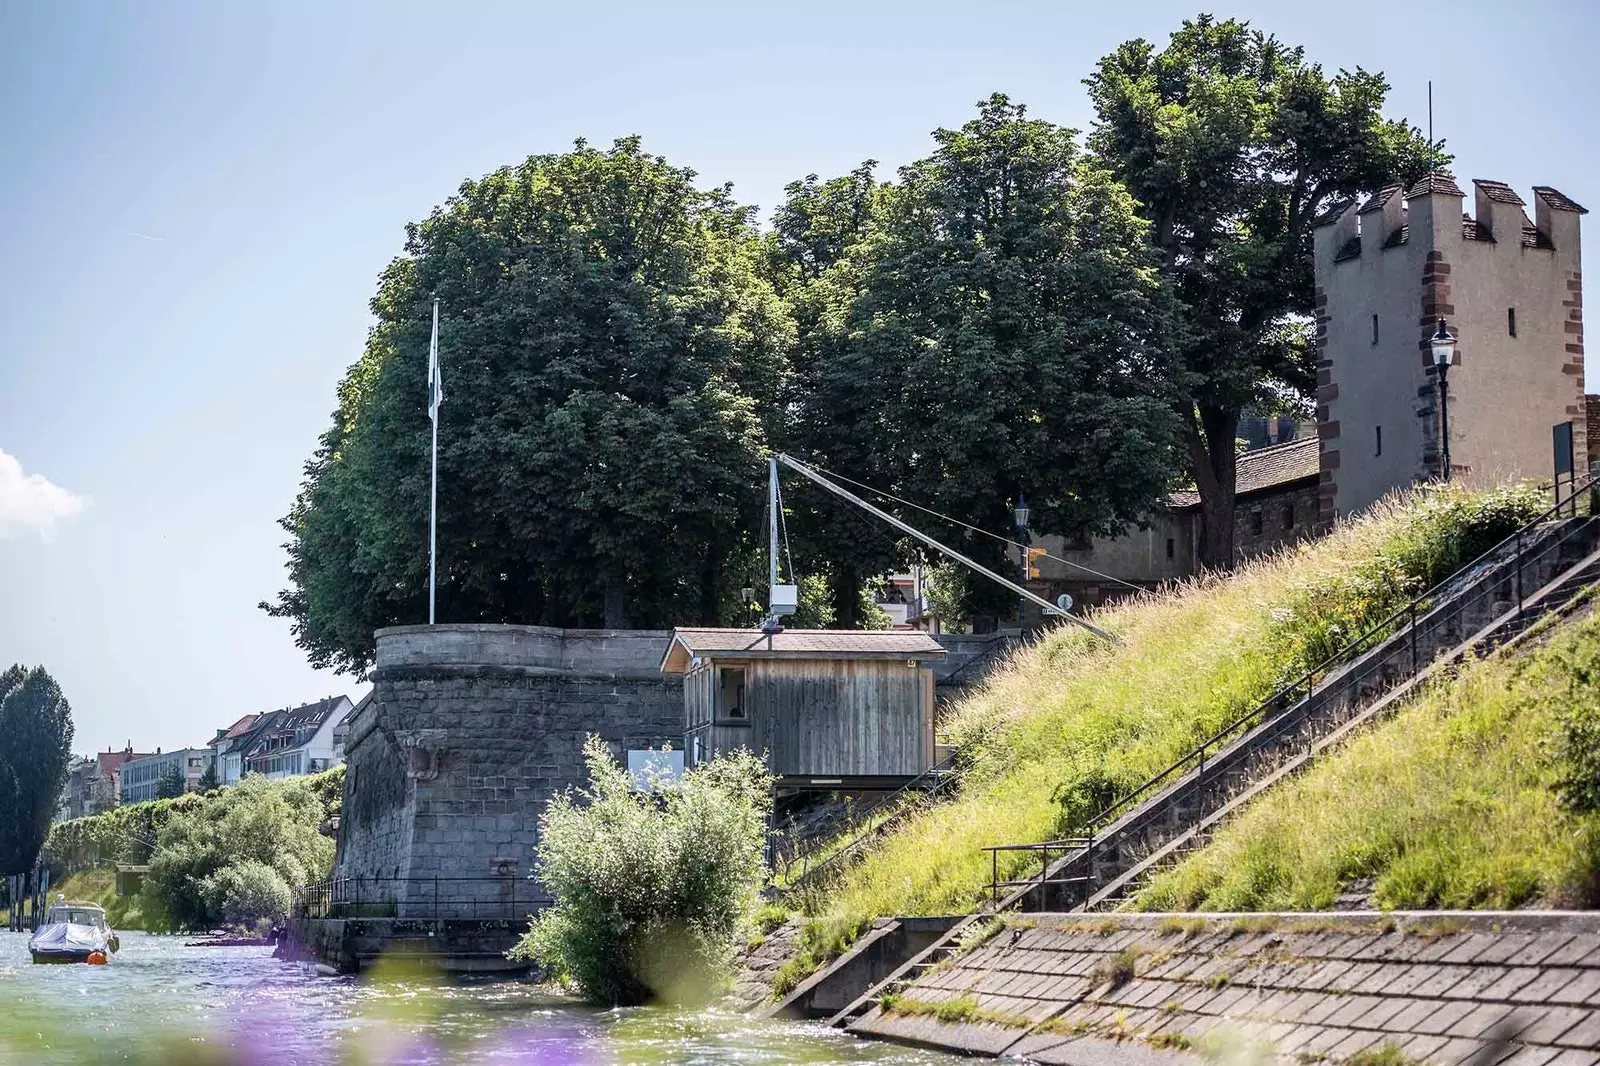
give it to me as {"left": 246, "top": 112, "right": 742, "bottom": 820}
{"left": 42, "top": 768, "right": 341, "bottom": 932}
{"left": 789, "top": 484, "right": 1544, "bottom": 965}
{"left": 1136, "top": 609, "right": 1600, "bottom": 911}
{"left": 511, "top": 739, "right": 772, "bottom": 1006}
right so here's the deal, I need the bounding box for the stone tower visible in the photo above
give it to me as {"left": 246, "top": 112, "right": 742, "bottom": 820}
{"left": 1313, "top": 176, "right": 1586, "bottom": 521}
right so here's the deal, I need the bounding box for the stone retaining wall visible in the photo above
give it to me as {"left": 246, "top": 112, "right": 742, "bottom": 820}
{"left": 336, "top": 624, "right": 682, "bottom": 917}
{"left": 849, "top": 912, "right": 1600, "bottom": 1065}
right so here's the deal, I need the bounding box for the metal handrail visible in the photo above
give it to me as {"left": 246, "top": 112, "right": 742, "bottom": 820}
{"left": 982, "top": 837, "right": 1092, "bottom": 907}
{"left": 293, "top": 874, "right": 540, "bottom": 922}
{"left": 1077, "top": 474, "right": 1596, "bottom": 837}
{"left": 984, "top": 474, "right": 1598, "bottom": 898}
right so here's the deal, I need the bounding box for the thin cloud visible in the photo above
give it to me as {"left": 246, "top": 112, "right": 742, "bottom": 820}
{"left": 119, "top": 229, "right": 164, "bottom": 242}
{"left": 0, "top": 450, "right": 87, "bottom": 538}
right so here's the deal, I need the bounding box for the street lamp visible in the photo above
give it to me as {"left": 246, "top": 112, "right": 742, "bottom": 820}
{"left": 1013, "top": 493, "right": 1030, "bottom": 635}
{"left": 1431, "top": 317, "right": 1456, "bottom": 481}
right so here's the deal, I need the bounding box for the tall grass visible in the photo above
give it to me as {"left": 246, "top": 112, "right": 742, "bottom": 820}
{"left": 1137, "top": 613, "right": 1600, "bottom": 912}
{"left": 802, "top": 484, "right": 1545, "bottom": 943}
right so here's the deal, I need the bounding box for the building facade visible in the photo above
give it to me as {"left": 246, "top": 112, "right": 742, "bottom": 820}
{"left": 1032, "top": 437, "right": 1321, "bottom": 614}
{"left": 119, "top": 748, "right": 214, "bottom": 804}
{"left": 1315, "top": 177, "right": 1586, "bottom": 519}
{"left": 242, "top": 696, "right": 352, "bottom": 779}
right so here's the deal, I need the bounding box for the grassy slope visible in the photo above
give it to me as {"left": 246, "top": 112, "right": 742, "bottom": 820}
{"left": 803, "top": 485, "right": 1545, "bottom": 938}
{"left": 47, "top": 869, "right": 164, "bottom": 931}
{"left": 1136, "top": 610, "right": 1600, "bottom": 912}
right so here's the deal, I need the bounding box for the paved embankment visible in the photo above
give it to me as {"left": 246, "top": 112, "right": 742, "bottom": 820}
{"left": 847, "top": 912, "right": 1600, "bottom": 1065}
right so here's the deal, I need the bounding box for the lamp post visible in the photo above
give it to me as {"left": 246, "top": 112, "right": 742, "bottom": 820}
{"left": 1431, "top": 317, "right": 1456, "bottom": 481}
{"left": 1013, "top": 493, "right": 1030, "bottom": 635}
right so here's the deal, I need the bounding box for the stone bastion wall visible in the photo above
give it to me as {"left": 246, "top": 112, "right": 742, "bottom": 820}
{"left": 335, "top": 624, "right": 682, "bottom": 918}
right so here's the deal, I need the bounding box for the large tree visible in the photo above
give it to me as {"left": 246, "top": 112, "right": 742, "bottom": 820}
{"left": 1085, "top": 15, "right": 1436, "bottom": 567}
{"left": 766, "top": 163, "right": 906, "bottom": 627}
{"left": 802, "top": 95, "right": 1182, "bottom": 619}
{"left": 0, "top": 665, "right": 74, "bottom": 876}
{"left": 265, "top": 138, "right": 794, "bottom": 672}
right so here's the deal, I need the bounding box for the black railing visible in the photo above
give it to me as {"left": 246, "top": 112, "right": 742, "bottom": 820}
{"left": 294, "top": 875, "right": 542, "bottom": 922}
{"left": 983, "top": 474, "right": 1600, "bottom": 906}
{"left": 982, "top": 837, "right": 1092, "bottom": 907}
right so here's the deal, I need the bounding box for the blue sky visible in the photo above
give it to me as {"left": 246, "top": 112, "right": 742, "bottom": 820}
{"left": 1, "top": 0, "right": 1594, "bottom": 754}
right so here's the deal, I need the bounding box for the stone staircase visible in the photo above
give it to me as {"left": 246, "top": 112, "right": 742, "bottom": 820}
{"left": 825, "top": 507, "right": 1600, "bottom": 1030}
{"left": 1017, "top": 514, "right": 1600, "bottom": 916}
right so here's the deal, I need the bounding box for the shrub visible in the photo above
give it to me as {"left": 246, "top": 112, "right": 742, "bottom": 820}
{"left": 510, "top": 737, "right": 772, "bottom": 1006}
{"left": 144, "top": 774, "right": 334, "bottom": 931}
{"left": 201, "top": 861, "right": 293, "bottom": 934}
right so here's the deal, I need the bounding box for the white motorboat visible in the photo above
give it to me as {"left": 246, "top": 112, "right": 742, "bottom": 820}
{"left": 28, "top": 902, "right": 119, "bottom": 964}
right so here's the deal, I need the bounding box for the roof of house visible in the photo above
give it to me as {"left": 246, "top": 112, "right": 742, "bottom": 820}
{"left": 97, "top": 750, "right": 151, "bottom": 776}
{"left": 1472, "top": 179, "right": 1525, "bottom": 205}
{"left": 660, "top": 628, "right": 946, "bottom": 674}
{"left": 1312, "top": 197, "right": 1357, "bottom": 227}
{"left": 208, "top": 714, "right": 260, "bottom": 748}
{"left": 1408, "top": 173, "right": 1465, "bottom": 198}
{"left": 1533, "top": 186, "right": 1588, "bottom": 214}
{"left": 1168, "top": 437, "right": 1320, "bottom": 510}
{"left": 243, "top": 697, "right": 349, "bottom": 760}
{"left": 1358, "top": 183, "right": 1404, "bottom": 214}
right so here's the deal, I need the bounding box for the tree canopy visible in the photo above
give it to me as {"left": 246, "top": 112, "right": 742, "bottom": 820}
{"left": 785, "top": 95, "right": 1182, "bottom": 618}
{"left": 265, "top": 137, "right": 795, "bottom": 671}
{"left": 1085, "top": 15, "right": 1436, "bottom": 566}
{"left": 0, "top": 665, "right": 74, "bottom": 876}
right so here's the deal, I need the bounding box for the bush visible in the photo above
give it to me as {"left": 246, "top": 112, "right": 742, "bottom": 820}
{"left": 510, "top": 736, "right": 772, "bottom": 1006}
{"left": 200, "top": 861, "right": 293, "bottom": 934}
{"left": 144, "top": 774, "right": 334, "bottom": 931}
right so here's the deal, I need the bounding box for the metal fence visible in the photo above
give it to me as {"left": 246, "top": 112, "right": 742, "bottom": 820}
{"left": 294, "top": 874, "right": 544, "bottom": 922}
{"left": 984, "top": 476, "right": 1600, "bottom": 910}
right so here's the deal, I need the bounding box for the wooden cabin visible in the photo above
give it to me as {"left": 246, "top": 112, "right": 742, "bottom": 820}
{"left": 660, "top": 628, "right": 946, "bottom": 789}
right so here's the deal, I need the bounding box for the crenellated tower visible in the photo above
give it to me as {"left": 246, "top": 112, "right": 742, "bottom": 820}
{"left": 1313, "top": 176, "right": 1586, "bottom": 521}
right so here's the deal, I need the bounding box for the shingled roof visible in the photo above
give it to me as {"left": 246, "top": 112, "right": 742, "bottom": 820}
{"left": 661, "top": 628, "right": 945, "bottom": 673}
{"left": 1167, "top": 437, "right": 1319, "bottom": 510}
{"left": 1313, "top": 197, "right": 1357, "bottom": 227}
{"left": 1473, "top": 179, "right": 1525, "bottom": 205}
{"left": 1408, "top": 173, "right": 1465, "bottom": 197}
{"left": 1533, "top": 186, "right": 1588, "bottom": 214}
{"left": 1358, "top": 184, "right": 1404, "bottom": 214}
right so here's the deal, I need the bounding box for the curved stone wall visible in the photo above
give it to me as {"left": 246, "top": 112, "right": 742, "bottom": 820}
{"left": 336, "top": 624, "right": 682, "bottom": 918}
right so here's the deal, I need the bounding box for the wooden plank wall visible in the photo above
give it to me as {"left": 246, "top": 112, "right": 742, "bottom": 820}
{"left": 749, "top": 658, "right": 931, "bottom": 776}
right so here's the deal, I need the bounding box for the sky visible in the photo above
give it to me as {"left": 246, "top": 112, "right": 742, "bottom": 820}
{"left": 1, "top": 0, "right": 1596, "bottom": 754}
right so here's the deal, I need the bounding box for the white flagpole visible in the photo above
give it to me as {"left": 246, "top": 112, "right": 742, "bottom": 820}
{"left": 428, "top": 297, "right": 440, "bottom": 626}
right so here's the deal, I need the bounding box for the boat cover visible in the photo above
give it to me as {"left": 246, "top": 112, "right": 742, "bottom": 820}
{"left": 28, "top": 921, "right": 109, "bottom": 957}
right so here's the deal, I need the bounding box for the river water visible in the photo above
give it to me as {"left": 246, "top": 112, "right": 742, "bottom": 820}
{"left": 0, "top": 932, "right": 958, "bottom": 1066}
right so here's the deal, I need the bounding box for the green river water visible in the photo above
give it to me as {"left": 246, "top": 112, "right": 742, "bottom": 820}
{"left": 0, "top": 932, "right": 959, "bottom": 1066}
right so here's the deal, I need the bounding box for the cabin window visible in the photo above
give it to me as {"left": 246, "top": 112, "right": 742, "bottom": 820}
{"left": 1508, "top": 307, "right": 1517, "bottom": 338}
{"left": 1284, "top": 504, "right": 1296, "bottom": 530}
{"left": 1371, "top": 314, "right": 1379, "bottom": 345}
{"left": 1250, "top": 511, "right": 1263, "bottom": 536}
{"left": 717, "top": 667, "right": 747, "bottom": 723}
{"left": 1375, "top": 425, "right": 1382, "bottom": 457}
{"left": 1165, "top": 537, "right": 1175, "bottom": 560}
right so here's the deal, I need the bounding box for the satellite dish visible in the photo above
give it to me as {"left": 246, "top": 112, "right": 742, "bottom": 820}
{"left": 1055, "top": 592, "right": 1075, "bottom": 614}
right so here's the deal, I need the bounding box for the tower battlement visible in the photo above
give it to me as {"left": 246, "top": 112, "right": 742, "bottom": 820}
{"left": 1312, "top": 176, "right": 1586, "bottom": 521}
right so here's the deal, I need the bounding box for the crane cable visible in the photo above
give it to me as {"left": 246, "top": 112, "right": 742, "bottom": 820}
{"left": 801, "top": 461, "right": 1147, "bottom": 594}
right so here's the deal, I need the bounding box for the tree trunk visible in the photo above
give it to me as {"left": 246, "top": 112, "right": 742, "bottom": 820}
{"left": 698, "top": 554, "right": 720, "bottom": 627}
{"left": 832, "top": 568, "right": 862, "bottom": 629}
{"left": 603, "top": 576, "right": 631, "bottom": 630}
{"left": 1184, "top": 403, "right": 1241, "bottom": 571}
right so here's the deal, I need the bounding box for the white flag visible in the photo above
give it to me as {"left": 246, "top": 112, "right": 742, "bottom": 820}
{"left": 427, "top": 298, "right": 444, "bottom": 421}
